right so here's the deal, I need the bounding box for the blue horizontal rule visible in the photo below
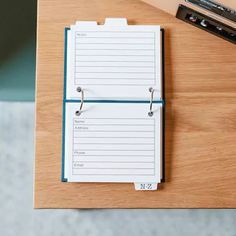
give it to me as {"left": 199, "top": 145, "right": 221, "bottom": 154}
{"left": 64, "top": 99, "right": 165, "bottom": 104}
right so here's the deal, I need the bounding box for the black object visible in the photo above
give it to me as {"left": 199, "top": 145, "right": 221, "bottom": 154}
{"left": 176, "top": 4, "right": 236, "bottom": 44}
{"left": 185, "top": 0, "right": 236, "bottom": 23}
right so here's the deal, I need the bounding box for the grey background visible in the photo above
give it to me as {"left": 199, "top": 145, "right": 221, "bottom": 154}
{"left": 0, "top": 102, "right": 236, "bottom": 236}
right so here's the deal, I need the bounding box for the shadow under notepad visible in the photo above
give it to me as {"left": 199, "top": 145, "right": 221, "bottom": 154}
{"left": 162, "top": 27, "right": 175, "bottom": 185}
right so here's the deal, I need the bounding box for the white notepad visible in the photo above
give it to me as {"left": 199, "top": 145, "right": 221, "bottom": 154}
{"left": 62, "top": 18, "right": 164, "bottom": 190}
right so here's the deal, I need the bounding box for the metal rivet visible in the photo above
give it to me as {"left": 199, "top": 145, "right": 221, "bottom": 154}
{"left": 149, "top": 87, "right": 154, "bottom": 92}
{"left": 75, "top": 110, "right": 81, "bottom": 116}
{"left": 148, "top": 111, "right": 153, "bottom": 117}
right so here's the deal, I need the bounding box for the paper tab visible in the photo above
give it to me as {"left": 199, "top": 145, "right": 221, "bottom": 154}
{"left": 134, "top": 183, "right": 158, "bottom": 191}
{"left": 104, "top": 18, "right": 128, "bottom": 26}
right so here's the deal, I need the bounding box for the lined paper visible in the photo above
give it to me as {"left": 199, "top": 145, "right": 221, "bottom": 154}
{"left": 74, "top": 31, "right": 156, "bottom": 86}
{"left": 65, "top": 102, "right": 162, "bottom": 183}
{"left": 72, "top": 118, "right": 155, "bottom": 176}
{"left": 66, "top": 23, "right": 162, "bottom": 100}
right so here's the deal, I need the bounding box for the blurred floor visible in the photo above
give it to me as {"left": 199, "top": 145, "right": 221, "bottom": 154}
{"left": 0, "top": 102, "right": 236, "bottom": 236}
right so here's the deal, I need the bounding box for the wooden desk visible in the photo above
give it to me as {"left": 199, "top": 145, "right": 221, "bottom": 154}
{"left": 35, "top": 0, "right": 236, "bottom": 208}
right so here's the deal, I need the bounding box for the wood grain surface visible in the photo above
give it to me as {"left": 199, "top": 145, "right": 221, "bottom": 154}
{"left": 34, "top": 0, "right": 236, "bottom": 208}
